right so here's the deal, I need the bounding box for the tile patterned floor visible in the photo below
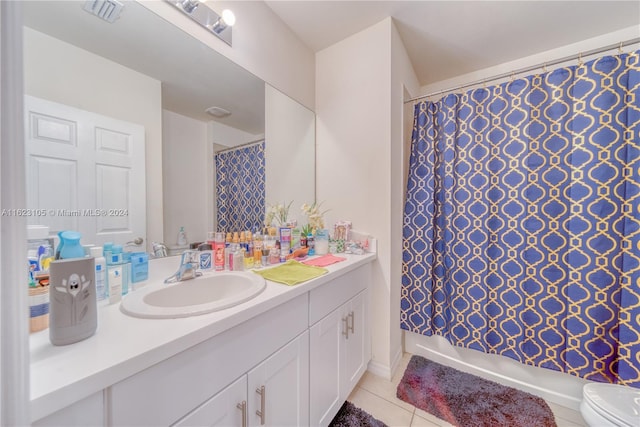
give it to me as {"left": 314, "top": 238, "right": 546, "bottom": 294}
{"left": 348, "top": 353, "right": 587, "bottom": 427}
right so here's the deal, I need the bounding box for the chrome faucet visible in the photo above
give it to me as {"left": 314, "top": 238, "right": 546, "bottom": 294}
{"left": 165, "top": 250, "right": 202, "bottom": 283}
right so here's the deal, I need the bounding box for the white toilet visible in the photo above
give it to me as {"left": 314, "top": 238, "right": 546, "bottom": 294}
{"left": 580, "top": 383, "right": 640, "bottom": 427}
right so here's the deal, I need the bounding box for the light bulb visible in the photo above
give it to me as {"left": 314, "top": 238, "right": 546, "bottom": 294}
{"left": 221, "top": 9, "right": 235, "bottom": 27}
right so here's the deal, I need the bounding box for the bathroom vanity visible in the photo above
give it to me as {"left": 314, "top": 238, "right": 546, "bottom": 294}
{"left": 30, "top": 253, "right": 375, "bottom": 426}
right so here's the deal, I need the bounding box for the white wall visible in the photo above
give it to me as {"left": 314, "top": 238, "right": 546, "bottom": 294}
{"left": 316, "top": 17, "right": 418, "bottom": 379}
{"left": 139, "top": 0, "right": 315, "bottom": 111}
{"left": 390, "top": 21, "right": 420, "bottom": 371}
{"left": 23, "top": 27, "right": 163, "bottom": 251}
{"left": 209, "top": 121, "right": 263, "bottom": 148}
{"left": 162, "top": 110, "right": 209, "bottom": 245}
{"left": 265, "top": 84, "right": 316, "bottom": 222}
{"left": 418, "top": 25, "right": 640, "bottom": 96}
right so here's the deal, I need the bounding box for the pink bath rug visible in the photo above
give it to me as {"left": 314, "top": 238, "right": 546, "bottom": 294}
{"left": 397, "top": 355, "right": 557, "bottom": 427}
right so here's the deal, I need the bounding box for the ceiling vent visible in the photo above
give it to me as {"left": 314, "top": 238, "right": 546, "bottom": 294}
{"left": 83, "top": 0, "right": 124, "bottom": 23}
{"left": 205, "top": 106, "right": 232, "bottom": 118}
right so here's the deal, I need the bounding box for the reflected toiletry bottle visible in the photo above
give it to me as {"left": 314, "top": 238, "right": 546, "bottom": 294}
{"left": 214, "top": 232, "right": 225, "bottom": 271}
{"left": 177, "top": 226, "right": 188, "bottom": 246}
{"left": 90, "top": 246, "right": 106, "bottom": 301}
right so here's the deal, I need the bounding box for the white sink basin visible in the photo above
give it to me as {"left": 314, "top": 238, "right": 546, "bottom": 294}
{"left": 120, "top": 272, "right": 266, "bottom": 319}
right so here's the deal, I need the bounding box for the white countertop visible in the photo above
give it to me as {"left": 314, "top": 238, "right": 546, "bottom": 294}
{"left": 30, "top": 252, "right": 376, "bottom": 421}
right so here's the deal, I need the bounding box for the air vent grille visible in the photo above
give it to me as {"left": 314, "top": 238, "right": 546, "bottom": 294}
{"left": 83, "top": 0, "right": 124, "bottom": 23}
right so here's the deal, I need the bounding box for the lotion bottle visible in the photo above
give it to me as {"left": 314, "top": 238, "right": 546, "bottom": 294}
{"left": 90, "top": 246, "right": 106, "bottom": 301}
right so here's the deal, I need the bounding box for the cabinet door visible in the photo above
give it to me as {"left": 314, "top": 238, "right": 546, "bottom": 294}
{"left": 342, "top": 290, "right": 369, "bottom": 395}
{"left": 248, "top": 331, "right": 309, "bottom": 427}
{"left": 173, "top": 376, "right": 247, "bottom": 427}
{"left": 309, "top": 308, "right": 344, "bottom": 427}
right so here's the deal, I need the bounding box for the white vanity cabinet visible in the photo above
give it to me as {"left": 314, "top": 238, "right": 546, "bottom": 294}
{"left": 173, "top": 331, "right": 309, "bottom": 427}
{"left": 110, "top": 294, "right": 309, "bottom": 426}
{"left": 309, "top": 266, "right": 371, "bottom": 427}
{"left": 173, "top": 376, "right": 247, "bottom": 427}
{"left": 247, "top": 331, "right": 309, "bottom": 426}
{"left": 31, "top": 256, "right": 375, "bottom": 427}
{"left": 32, "top": 391, "right": 104, "bottom": 427}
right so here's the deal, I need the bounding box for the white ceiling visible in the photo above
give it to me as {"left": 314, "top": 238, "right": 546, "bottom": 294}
{"left": 264, "top": 1, "right": 640, "bottom": 86}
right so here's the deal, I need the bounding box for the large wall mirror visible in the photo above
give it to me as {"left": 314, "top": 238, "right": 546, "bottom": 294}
{"left": 22, "top": 0, "right": 315, "bottom": 252}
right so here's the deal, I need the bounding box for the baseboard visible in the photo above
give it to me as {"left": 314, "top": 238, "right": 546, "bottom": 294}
{"left": 404, "top": 331, "right": 586, "bottom": 411}
{"left": 367, "top": 346, "right": 403, "bottom": 380}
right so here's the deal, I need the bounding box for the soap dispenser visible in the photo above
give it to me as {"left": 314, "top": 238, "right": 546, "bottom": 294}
{"left": 177, "top": 226, "right": 188, "bottom": 246}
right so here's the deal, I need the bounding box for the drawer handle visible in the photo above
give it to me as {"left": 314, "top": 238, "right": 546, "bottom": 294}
{"left": 342, "top": 316, "right": 349, "bottom": 339}
{"left": 236, "top": 400, "right": 247, "bottom": 427}
{"left": 256, "top": 385, "right": 266, "bottom": 425}
{"left": 348, "top": 311, "right": 355, "bottom": 334}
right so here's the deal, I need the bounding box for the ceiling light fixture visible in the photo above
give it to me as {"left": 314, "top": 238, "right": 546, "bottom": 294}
{"left": 83, "top": 0, "right": 124, "bottom": 23}
{"left": 205, "top": 106, "right": 231, "bottom": 118}
{"left": 166, "top": 0, "right": 235, "bottom": 46}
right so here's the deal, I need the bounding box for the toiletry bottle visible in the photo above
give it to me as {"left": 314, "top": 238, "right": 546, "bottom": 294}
{"left": 214, "top": 232, "right": 225, "bottom": 271}
{"left": 177, "top": 226, "right": 188, "bottom": 246}
{"left": 292, "top": 228, "right": 301, "bottom": 250}
{"left": 103, "top": 242, "right": 113, "bottom": 261}
{"left": 307, "top": 233, "right": 315, "bottom": 256}
{"left": 234, "top": 246, "right": 245, "bottom": 271}
{"left": 243, "top": 247, "right": 254, "bottom": 270}
{"left": 247, "top": 231, "right": 254, "bottom": 259}
{"left": 130, "top": 252, "right": 149, "bottom": 283}
{"left": 253, "top": 232, "right": 263, "bottom": 267}
{"left": 90, "top": 246, "right": 106, "bottom": 301}
{"left": 198, "top": 243, "right": 214, "bottom": 272}
{"left": 123, "top": 251, "right": 132, "bottom": 293}
{"left": 59, "top": 231, "right": 85, "bottom": 259}
{"left": 270, "top": 241, "right": 281, "bottom": 264}
{"left": 106, "top": 245, "right": 128, "bottom": 303}
{"left": 55, "top": 231, "right": 65, "bottom": 259}
{"left": 315, "top": 229, "right": 329, "bottom": 255}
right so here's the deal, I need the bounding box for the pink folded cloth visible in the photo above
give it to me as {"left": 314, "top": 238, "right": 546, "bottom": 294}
{"left": 302, "top": 254, "right": 347, "bottom": 267}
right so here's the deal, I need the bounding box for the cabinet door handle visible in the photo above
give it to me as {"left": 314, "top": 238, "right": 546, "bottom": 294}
{"left": 348, "top": 311, "right": 355, "bottom": 334}
{"left": 342, "top": 316, "right": 349, "bottom": 339}
{"left": 255, "top": 385, "right": 266, "bottom": 425}
{"left": 236, "top": 401, "right": 247, "bottom": 427}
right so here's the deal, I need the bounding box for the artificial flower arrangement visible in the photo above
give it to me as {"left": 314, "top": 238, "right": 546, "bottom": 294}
{"left": 300, "top": 201, "right": 329, "bottom": 235}
{"left": 265, "top": 201, "right": 293, "bottom": 227}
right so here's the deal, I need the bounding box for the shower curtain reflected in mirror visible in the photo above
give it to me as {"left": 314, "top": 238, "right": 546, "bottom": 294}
{"left": 401, "top": 50, "right": 640, "bottom": 386}
{"left": 215, "top": 141, "right": 265, "bottom": 232}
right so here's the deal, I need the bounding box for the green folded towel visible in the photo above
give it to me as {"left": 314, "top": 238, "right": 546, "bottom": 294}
{"left": 253, "top": 260, "right": 328, "bottom": 286}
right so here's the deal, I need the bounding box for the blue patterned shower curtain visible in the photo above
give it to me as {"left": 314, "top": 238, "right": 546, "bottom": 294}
{"left": 401, "top": 51, "right": 640, "bottom": 386}
{"left": 215, "top": 141, "right": 265, "bottom": 232}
